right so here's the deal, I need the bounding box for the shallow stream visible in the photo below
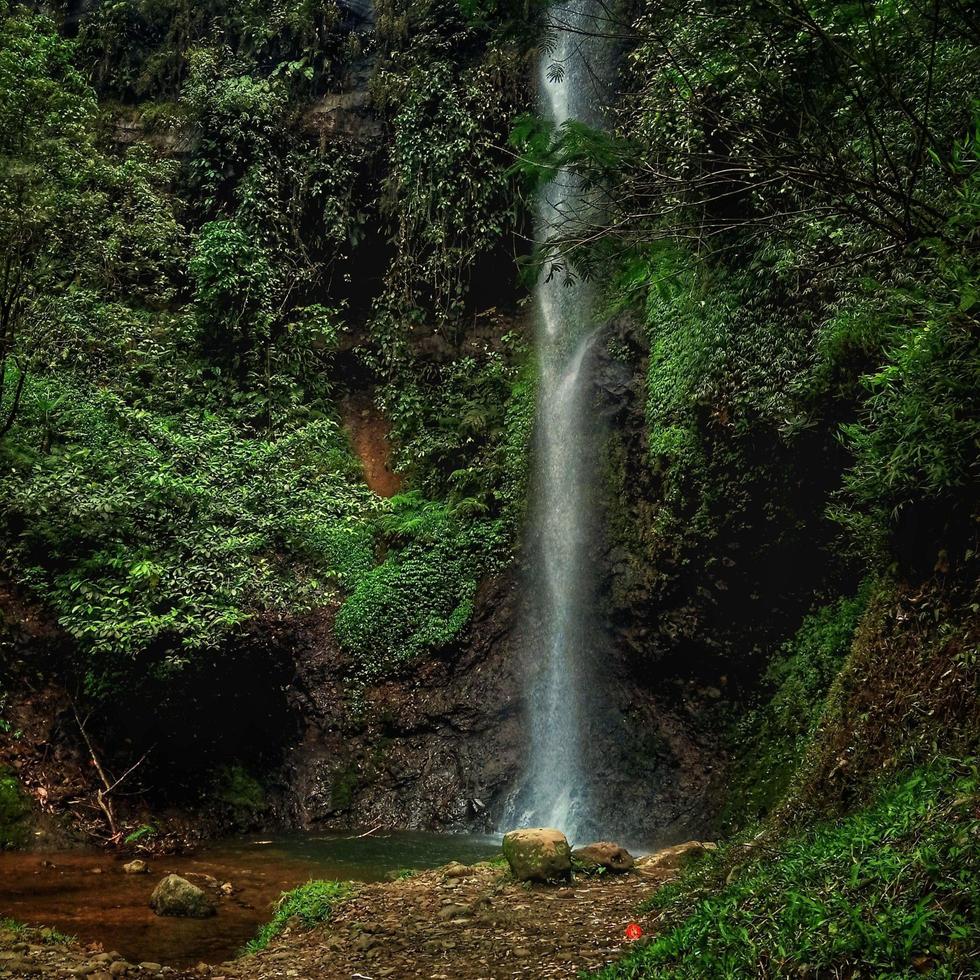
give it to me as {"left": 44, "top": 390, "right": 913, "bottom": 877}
{"left": 0, "top": 831, "right": 500, "bottom": 967}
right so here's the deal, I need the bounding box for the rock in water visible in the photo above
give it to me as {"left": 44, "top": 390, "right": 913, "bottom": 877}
{"left": 122, "top": 859, "right": 148, "bottom": 875}
{"left": 572, "top": 841, "right": 635, "bottom": 873}
{"left": 149, "top": 874, "right": 216, "bottom": 918}
{"left": 502, "top": 828, "right": 571, "bottom": 882}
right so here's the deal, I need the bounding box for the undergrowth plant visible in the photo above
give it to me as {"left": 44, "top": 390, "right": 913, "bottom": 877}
{"left": 243, "top": 879, "right": 354, "bottom": 955}
{"left": 600, "top": 758, "right": 980, "bottom": 980}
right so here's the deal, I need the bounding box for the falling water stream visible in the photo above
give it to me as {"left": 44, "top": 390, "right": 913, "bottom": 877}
{"left": 508, "top": 0, "right": 610, "bottom": 843}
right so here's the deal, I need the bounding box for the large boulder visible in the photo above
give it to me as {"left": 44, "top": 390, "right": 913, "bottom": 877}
{"left": 502, "top": 828, "right": 571, "bottom": 882}
{"left": 572, "top": 841, "right": 635, "bottom": 873}
{"left": 149, "top": 874, "right": 216, "bottom": 918}
{"left": 636, "top": 840, "right": 716, "bottom": 875}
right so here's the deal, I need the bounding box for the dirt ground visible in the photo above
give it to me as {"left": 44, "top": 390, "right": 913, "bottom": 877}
{"left": 212, "top": 860, "right": 674, "bottom": 980}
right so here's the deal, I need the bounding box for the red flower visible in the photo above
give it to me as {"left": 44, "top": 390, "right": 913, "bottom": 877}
{"left": 624, "top": 922, "right": 643, "bottom": 941}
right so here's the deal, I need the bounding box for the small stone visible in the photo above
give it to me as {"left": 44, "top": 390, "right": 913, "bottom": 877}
{"left": 138, "top": 965, "right": 162, "bottom": 974}
{"left": 93, "top": 954, "right": 113, "bottom": 964}
{"left": 441, "top": 862, "right": 469, "bottom": 878}
{"left": 109, "top": 962, "right": 129, "bottom": 977}
{"left": 353, "top": 934, "right": 378, "bottom": 952}
{"left": 219, "top": 882, "right": 233, "bottom": 896}
{"left": 437, "top": 904, "right": 470, "bottom": 920}
{"left": 123, "top": 860, "right": 148, "bottom": 875}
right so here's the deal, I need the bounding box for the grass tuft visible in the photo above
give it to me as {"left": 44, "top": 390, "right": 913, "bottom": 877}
{"left": 242, "top": 879, "right": 354, "bottom": 955}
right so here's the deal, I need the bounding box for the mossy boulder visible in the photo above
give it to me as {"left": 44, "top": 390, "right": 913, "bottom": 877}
{"left": 502, "top": 827, "right": 571, "bottom": 882}
{"left": 635, "top": 840, "right": 716, "bottom": 874}
{"left": 0, "top": 767, "right": 31, "bottom": 849}
{"left": 149, "top": 874, "right": 216, "bottom": 918}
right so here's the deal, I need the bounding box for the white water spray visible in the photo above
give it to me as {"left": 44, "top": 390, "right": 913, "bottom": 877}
{"left": 508, "top": 1, "right": 609, "bottom": 843}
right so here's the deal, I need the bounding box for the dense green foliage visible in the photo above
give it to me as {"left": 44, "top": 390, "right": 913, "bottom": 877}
{"left": 0, "top": 0, "right": 535, "bottom": 699}
{"left": 602, "top": 0, "right": 978, "bottom": 569}
{"left": 243, "top": 879, "right": 354, "bottom": 954}
{"left": 0, "top": 1, "right": 977, "bottom": 976}
{"left": 600, "top": 757, "right": 980, "bottom": 979}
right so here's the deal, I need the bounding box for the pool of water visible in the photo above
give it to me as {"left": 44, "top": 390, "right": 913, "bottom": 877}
{"left": 0, "top": 831, "right": 501, "bottom": 966}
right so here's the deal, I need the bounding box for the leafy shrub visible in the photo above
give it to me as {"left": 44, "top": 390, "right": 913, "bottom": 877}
{"left": 243, "top": 879, "right": 354, "bottom": 954}
{"left": 1, "top": 375, "right": 376, "bottom": 692}
{"left": 0, "top": 767, "right": 30, "bottom": 849}
{"left": 379, "top": 60, "right": 519, "bottom": 320}
{"left": 334, "top": 495, "right": 508, "bottom": 678}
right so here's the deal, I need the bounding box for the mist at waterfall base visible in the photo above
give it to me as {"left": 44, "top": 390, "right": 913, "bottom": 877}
{"left": 504, "top": 0, "right": 612, "bottom": 845}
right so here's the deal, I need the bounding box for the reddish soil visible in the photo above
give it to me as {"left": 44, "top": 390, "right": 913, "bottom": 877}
{"left": 342, "top": 393, "right": 402, "bottom": 498}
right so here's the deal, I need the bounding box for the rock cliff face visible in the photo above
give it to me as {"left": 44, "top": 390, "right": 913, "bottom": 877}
{"left": 281, "top": 575, "right": 525, "bottom": 832}
{"left": 275, "top": 565, "right": 724, "bottom": 845}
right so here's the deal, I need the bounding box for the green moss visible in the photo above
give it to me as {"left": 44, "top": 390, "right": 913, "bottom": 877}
{"left": 329, "top": 764, "right": 361, "bottom": 813}
{"left": 723, "top": 586, "right": 871, "bottom": 828}
{"left": 0, "top": 767, "right": 31, "bottom": 850}
{"left": 215, "top": 765, "right": 268, "bottom": 819}
{"left": 242, "top": 879, "right": 354, "bottom": 955}
{"left": 599, "top": 757, "right": 980, "bottom": 979}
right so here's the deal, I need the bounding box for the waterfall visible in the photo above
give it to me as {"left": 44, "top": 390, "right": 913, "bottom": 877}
{"left": 507, "top": 0, "right": 609, "bottom": 844}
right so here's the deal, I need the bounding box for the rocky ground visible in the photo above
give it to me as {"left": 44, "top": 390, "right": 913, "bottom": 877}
{"left": 0, "top": 923, "right": 192, "bottom": 979}
{"left": 1, "top": 845, "right": 706, "bottom": 980}
{"left": 216, "top": 860, "right": 676, "bottom": 980}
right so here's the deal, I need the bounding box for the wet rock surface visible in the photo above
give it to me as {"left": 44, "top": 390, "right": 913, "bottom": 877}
{"left": 635, "top": 839, "right": 717, "bottom": 873}
{"left": 278, "top": 571, "right": 724, "bottom": 844}
{"left": 282, "top": 575, "right": 526, "bottom": 833}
